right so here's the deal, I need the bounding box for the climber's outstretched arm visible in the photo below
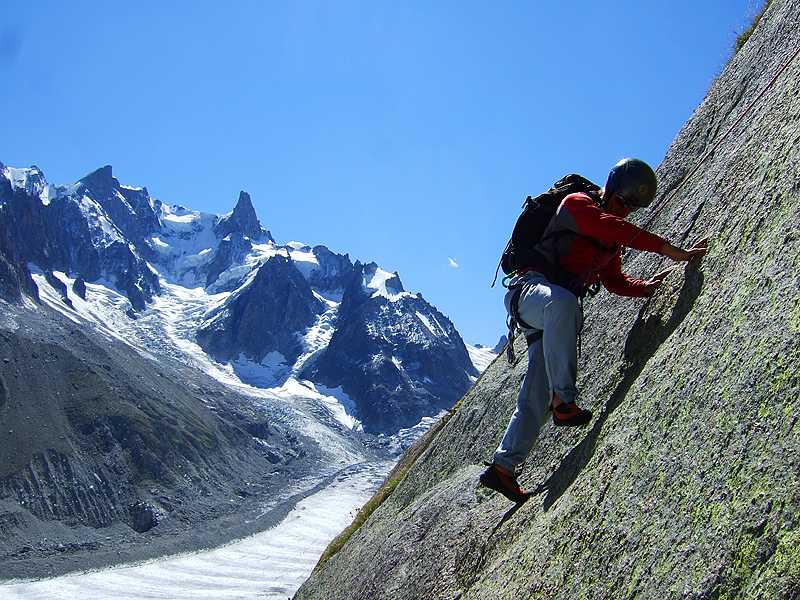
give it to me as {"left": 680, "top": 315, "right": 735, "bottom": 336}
{"left": 660, "top": 237, "right": 709, "bottom": 262}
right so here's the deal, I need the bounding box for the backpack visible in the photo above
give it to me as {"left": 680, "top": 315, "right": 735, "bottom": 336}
{"left": 498, "top": 174, "right": 601, "bottom": 278}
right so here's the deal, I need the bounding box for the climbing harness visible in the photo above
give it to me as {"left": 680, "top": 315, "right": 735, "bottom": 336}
{"left": 503, "top": 274, "right": 533, "bottom": 364}
{"left": 503, "top": 273, "right": 544, "bottom": 364}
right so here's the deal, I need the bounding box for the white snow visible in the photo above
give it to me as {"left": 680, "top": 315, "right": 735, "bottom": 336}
{"left": 152, "top": 205, "right": 221, "bottom": 285}
{"left": 364, "top": 266, "right": 413, "bottom": 302}
{"left": 3, "top": 166, "right": 46, "bottom": 198}
{"left": 249, "top": 241, "right": 279, "bottom": 256}
{"left": 207, "top": 263, "right": 252, "bottom": 293}
{"left": 291, "top": 300, "right": 339, "bottom": 376}
{"left": 273, "top": 379, "right": 361, "bottom": 431}
{"left": 204, "top": 241, "right": 286, "bottom": 292}
{"left": 77, "top": 194, "right": 125, "bottom": 247}
{"left": 28, "top": 267, "right": 155, "bottom": 359}
{"left": 39, "top": 184, "right": 55, "bottom": 206}
{"left": 161, "top": 210, "right": 201, "bottom": 227}
{"left": 146, "top": 281, "right": 363, "bottom": 441}
{"left": 466, "top": 343, "right": 498, "bottom": 373}
{"left": 366, "top": 267, "right": 395, "bottom": 296}
{"left": 0, "top": 166, "right": 78, "bottom": 206}
{"left": 379, "top": 411, "right": 447, "bottom": 455}
{"left": 0, "top": 461, "right": 391, "bottom": 600}
{"left": 391, "top": 355, "right": 404, "bottom": 374}
{"left": 29, "top": 273, "right": 81, "bottom": 326}
{"left": 149, "top": 236, "right": 171, "bottom": 250}
{"left": 231, "top": 351, "right": 291, "bottom": 388}
{"left": 415, "top": 311, "right": 442, "bottom": 337}
{"left": 288, "top": 247, "right": 319, "bottom": 279}
{"left": 311, "top": 384, "right": 359, "bottom": 428}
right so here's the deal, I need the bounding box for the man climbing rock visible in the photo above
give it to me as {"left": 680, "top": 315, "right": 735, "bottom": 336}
{"left": 480, "top": 158, "right": 708, "bottom": 503}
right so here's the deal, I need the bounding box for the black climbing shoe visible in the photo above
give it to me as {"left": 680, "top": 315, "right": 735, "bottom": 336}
{"left": 479, "top": 464, "right": 531, "bottom": 504}
{"left": 552, "top": 401, "right": 592, "bottom": 427}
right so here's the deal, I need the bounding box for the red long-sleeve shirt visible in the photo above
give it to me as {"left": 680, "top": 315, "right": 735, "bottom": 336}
{"left": 534, "top": 192, "right": 667, "bottom": 297}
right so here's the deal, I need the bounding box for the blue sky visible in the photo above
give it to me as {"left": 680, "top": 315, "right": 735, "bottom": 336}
{"left": 2, "top": 1, "right": 761, "bottom": 345}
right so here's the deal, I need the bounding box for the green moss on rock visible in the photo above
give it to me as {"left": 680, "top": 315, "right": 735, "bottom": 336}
{"left": 296, "top": 1, "right": 800, "bottom": 598}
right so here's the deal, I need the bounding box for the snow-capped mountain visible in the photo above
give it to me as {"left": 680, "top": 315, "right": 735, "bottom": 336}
{"left": 0, "top": 161, "right": 494, "bottom": 578}
{"left": 0, "top": 162, "right": 479, "bottom": 434}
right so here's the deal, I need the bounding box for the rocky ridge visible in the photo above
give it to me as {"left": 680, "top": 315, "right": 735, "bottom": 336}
{"left": 0, "top": 148, "right": 486, "bottom": 577}
{"left": 296, "top": 2, "right": 800, "bottom": 598}
{"left": 0, "top": 162, "right": 479, "bottom": 434}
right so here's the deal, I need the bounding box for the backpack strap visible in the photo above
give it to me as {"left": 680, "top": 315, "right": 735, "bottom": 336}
{"left": 504, "top": 281, "right": 542, "bottom": 364}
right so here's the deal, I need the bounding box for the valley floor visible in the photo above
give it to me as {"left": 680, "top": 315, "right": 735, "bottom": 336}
{"left": 0, "top": 460, "right": 391, "bottom": 600}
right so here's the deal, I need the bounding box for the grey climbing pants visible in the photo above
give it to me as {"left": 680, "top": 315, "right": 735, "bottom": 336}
{"left": 493, "top": 272, "right": 582, "bottom": 472}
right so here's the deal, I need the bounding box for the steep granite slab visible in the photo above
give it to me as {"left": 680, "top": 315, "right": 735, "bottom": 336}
{"left": 296, "top": 1, "right": 800, "bottom": 598}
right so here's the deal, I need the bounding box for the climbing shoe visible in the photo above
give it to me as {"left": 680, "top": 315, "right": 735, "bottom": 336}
{"left": 479, "top": 464, "right": 531, "bottom": 504}
{"left": 551, "top": 401, "right": 592, "bottom": 427}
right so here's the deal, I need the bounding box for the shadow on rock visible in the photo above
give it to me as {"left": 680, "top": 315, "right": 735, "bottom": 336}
{"left": 534, "top": 265, "right": 705, "bottom": 510}
{"left": 490, "top": 501, "right": 526, "bottom": 536}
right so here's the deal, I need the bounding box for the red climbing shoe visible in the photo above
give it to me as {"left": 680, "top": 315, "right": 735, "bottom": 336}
{"left": 479, "top": 464, "right": 531, "bottom": 504}
{"left": 551, "top": 401, "right": 593, "bottom": 427}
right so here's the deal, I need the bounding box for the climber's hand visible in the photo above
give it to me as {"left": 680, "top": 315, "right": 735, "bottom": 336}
{"left": 641, "top": 267, "right": 676, "bottom": 296}
{"left": 685, "top": 237, "right": 710, "bottom": 264}
{"left": 661, "top": 237, "right": 709, "bottom": 262}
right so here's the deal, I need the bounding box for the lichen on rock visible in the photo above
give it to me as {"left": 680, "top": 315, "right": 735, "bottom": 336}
{"left": 295, "top": 1, "right": 800, "bottom": 598}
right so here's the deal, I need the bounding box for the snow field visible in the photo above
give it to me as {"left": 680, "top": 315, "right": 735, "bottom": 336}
{"left": 465, "top": 344, "right": 497, "bottom": 374}
{"left": 28, "top": 270, "right": 363, "bottom": 461}
{"left": 1, "top": 461, "right": 392, "bottom": 600}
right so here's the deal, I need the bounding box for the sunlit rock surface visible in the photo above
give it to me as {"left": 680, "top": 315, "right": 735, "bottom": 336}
{"left": 296, "top": 2, "right": 800, "bottom": 598}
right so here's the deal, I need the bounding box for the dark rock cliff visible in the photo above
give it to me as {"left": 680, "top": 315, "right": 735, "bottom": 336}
{"left": 214, "top": 190, "right": 272, "bottom": 241}
{"left": 307, "top": 261, "right": 478, "bottom": 433}
{"left": 296, "top": 2, "right": 800, "bottom": 598}
{"left": 197, "top": 254, "right": 325, "bottom": 364}
{"left": 0, "top": 164, "right": 160, "bottom": 311}
{"left": 306, "top": 244, "right": 354, "bottom": 292}
{"left": 77, "top": 165, "right": 160, "bottom": 244}
{"left": 205, "top": 232, "right": 253, "bottom": 289}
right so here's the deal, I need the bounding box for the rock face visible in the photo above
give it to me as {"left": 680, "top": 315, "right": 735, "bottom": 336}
{"left": 0, "top": 163, "right": 160, "bottom": 310}
{"left": 296, "top": 3, "right": 800, "bottom": 598}
{"left": 214, "top": 190, "right": 271, "bottom": 241}
{"left": 129, "top": 502, "right": 159, "bottom": 533}
{"left": 307, "top": 261, "right": 477, "bottom": 433}
{"left": 77, "top": 165, "right": 160, "bottom": 243}
{"left": 0, "top": 207, "right": 24, "bottom": 303}
{"left": 492, "top": 335, "right": 507, "bottom": 354}
{"left": 1, "top": 160, "right": 478, "bottom": 437}
{"left": 197, "top": 254, "right": 325, "bottom": 363}
{"left": 0, "top": 301, "right": 321, "bottom": 578}
{"left": 306, "top": 245, "right": 354, "bottom": 291}
{"left": 205, "top": 232, "right": 253, "bottom": 289}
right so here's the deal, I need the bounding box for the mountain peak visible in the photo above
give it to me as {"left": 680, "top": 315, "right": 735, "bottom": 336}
{"left": 215, "top": 190, "right": 270, "bottom": 241}
{"left": 78, "top": 165, "right": 119, "bottom": 198}
{"left": 235, "top": 190, "right": 253, "bottom": 212}
{"left": 2, "top": 164, "right": 48, "bottom": 197}
{"left": 80, "top": 165, "right": 114, "bottom": 185}
{"left": 363, "top": 262, "right": 405, "bottom": 295}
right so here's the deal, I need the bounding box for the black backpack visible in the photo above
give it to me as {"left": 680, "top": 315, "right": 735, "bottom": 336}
{"left": 497, "top": 174, "right": 601, "bottom": 278}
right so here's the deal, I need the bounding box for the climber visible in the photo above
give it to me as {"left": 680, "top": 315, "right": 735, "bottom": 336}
{"left": 480, "top": 158, "right": 708, "bottom": 503}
